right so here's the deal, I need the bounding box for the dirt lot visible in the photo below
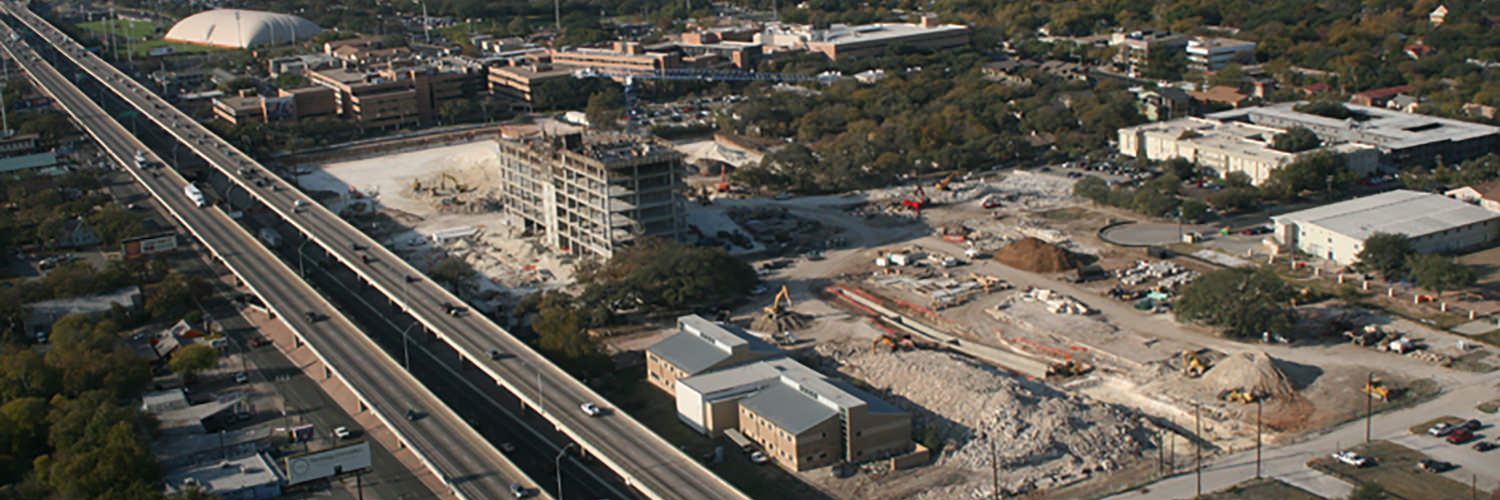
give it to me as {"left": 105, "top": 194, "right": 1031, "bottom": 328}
{"left": 1202, "top": 477, "right": 1324, "bottom": 500}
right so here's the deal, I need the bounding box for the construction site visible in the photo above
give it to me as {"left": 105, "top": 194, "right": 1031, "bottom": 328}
{"left": 649, "top": 167, "right": 1499, "bottom": 499}
{"left": 288, "top": 126, "right": 1497, "bottom": 498}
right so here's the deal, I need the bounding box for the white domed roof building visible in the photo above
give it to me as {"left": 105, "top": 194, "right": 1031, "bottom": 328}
{"left": 164, "top": 9, "right": 321, "bottom": 49}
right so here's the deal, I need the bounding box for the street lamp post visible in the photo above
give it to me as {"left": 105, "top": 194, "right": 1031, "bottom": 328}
{"left": 399, "top": 321, "right": 420, "bottom": 370}
{"left": 555, "top": 442, "right": 576, "bottom": 499}
{"left": 297, "top": 238, "right": 310, "bottom": 276}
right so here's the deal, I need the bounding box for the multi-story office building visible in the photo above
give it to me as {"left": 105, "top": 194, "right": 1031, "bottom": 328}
{"left": 306, "top": 64, "right": 472, "bottom": 128}
{"left": 1109, "top": 31, "right": 1190, "bottom": 76}
{"left": 496, "top": 130, "right": 686, "bottom": 258}
{"left": 1186, "top": 37, "right": 1256, "bottom": 72}
{"left": 548, "top": 42, "right": 682, "bottom": 72}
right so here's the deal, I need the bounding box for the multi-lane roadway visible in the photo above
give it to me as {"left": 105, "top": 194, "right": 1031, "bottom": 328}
{"left": 4, "top": 4, "right": 749, "bottom": 499}
{"left": 0, "top": 18, "right": 543, "bottom": 500}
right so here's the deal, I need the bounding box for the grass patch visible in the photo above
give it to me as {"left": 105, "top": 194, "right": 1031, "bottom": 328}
{"left": 1450, "top": 349, "right": 1498, "bottom": 373}
{"left": 1408, "top": 415, "right": 1462, "bottom": 435}
{"left": 76, "top": 19, "right": 158, "bottom": 39}
{"left": 1307, "top": 440, "right": 1485, "bottom": 500}
{"left": 1202, "top": 477, "right": 1323, "bottom": 500}
{"left": 128, "top": 40, "right": 221, "bottom": 57}
{"left": 1479, "top": 399, "right": 1500, "bottom": 414}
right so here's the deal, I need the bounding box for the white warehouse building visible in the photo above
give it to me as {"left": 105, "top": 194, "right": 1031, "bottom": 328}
{"left": 1271, "top": 189, "right": 1500, "bottom": 265}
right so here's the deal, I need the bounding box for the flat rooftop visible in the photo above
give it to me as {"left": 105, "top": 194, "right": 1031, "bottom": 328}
{"left": 812, "top": 22, "right": 968, "bottom": 45}
{"left": 1211, "top": 102, "right": 1500, "bottom": 151}
{"left": 163, "top": 453, "right": 282, "bottom": 496}
{"left": 1273, "top": 189, "right": 1500, "bottom": 241}
{"left": 1128, "top": 117, "right": 1296, "bottom": 161}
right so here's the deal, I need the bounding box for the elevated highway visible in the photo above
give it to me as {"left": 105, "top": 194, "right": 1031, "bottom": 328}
{"left": 3, "top": 4, "right": 750, "bottom": 499}
{"left": 0, "top": 19, "right": 543, "bottom": 500}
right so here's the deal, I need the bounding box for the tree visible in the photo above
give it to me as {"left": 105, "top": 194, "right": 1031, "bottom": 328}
{"left": 273, "top": 73, "right": 309, "bottom": 89}
{"left": 1356, "top": 232, "right": 1412, "bottom": 277}
{"left": 1206, "top": 187, "right": 1260, "bottom": 212}
{"left": 1223, "top": 171, "right": 1253, "bottom": 188}
{"left": 168, "top": 344, "right": 219, "bottom": 381}
{"left": 584, "top": 87, "right": 624, "bottom": 129}
{"left": 1294, "top": 101, "right": 1353, "bottom": 119}
{"left": 1072, "top": 176, "right": 1110, "bottom": 203}
{"left": 1163, "top": 158, "right": 1197, "bottom": 180}
{"left": 1208, "top": 64, "right": 1247, "bottom": 88}
{"left": 1408, "top": 254, "right": 1475, "bottom": 297}
{"left": 1179, "top": 199, "right": 1208, "bottom": 223}
{"left": 1174, "top": 267, "right": 1296, "bottom": 338}
{"left": 438, "top": 98, "right": 472, "bottom": 124}
{"left": 1271, "top": 126, "right": 1321, "bottom": 153}
{"left": 216, "top": 77, "right": 258, "bottom": 95}
{"left": 1263, "top": 151, "right": 1350, "bottom": 200}
{"left": 430, "top": 257, "right": 475, "bottom": 288}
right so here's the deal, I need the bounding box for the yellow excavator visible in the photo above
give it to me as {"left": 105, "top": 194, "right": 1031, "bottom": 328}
{"left": 1222, "top": 389, "right": 1257, "bottom": 404}
{"left": 935, "top": 172, "right": 957, "bottom": 191}
{"left": 764, "top": 285, "right": 792, "bottom": 317}
{"left": 1181, "top": 350, "right": 1208, "bottom": 377}
{"left": 440, "top": 173, "right": 470, "bottom": 193}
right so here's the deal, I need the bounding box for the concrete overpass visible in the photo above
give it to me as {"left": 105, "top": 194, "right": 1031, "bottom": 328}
{"left": 2, "top": 4, "right": 751, "bottom": 499}
{"left": 0, "top": 19, "right": 546, "bottom": 500}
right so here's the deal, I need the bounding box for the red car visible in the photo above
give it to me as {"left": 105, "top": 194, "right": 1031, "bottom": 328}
{"left": 1447, "top": 429, "right": 1475, "bottom": 444}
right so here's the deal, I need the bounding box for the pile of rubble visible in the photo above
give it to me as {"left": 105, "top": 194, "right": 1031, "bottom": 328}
{"left": 810, "top": 343, "right": 1157, "bottom": 498}
{"left": 1117, "top": 260, "right": 1198, "bottom": 289}
{"left": 1342, "top": 326, "right": 1453, "bottom": 367}
{"left": 1020, "top": 288, "right": 1091, "bottom": 315}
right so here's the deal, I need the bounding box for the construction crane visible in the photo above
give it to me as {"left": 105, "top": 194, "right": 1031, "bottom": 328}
{"left": 571, "top": 67, "right": 828, "bottom": 123}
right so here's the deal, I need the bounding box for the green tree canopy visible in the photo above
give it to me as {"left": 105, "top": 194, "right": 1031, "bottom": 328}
{"left": 168, "top": 344, "right": 219, "bottom": 381}
{"left": 1271, "top": 126, "right": 1321, "bottom": 153}
{"left": 1408, "top": 254, "right": 1475, "bottom": 297}
{"left": 1294, "top": 101, "right": 1353, "bottom": 119}
{"left": 1174, "top": 267, "right": 1296, "bottom": 338}
{"left": 584, "top": 86, "right": 625, "bottom": 129}
{"left": 1356, "top": 232, "right": 1412, "bottom": 277}
{"left": 579, "top": 238, "right": 757, "bottom": 312}
{"left": 1262, "top": 151, "right": 1350, "bottom": 200}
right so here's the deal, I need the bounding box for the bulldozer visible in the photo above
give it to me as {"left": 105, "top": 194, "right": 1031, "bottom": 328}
{"left": 1181, "top": 350, "right": 1209, "bottom": 377}
{"left": 1363, "top": 377, "right": 1394, "bottom": 401}
{"left": 1221, "top": 389, "right": 1258, "bottom": 404}
{"left": 1047, "top": 360, "right": 1093, "bottom": 378}
{"left": 872, "top": 332, "right": 917, "bottom": 352}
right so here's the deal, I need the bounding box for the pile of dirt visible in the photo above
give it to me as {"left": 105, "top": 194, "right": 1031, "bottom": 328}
{"left": 1202, "top": 351, "right": 1295, "bottom": 398}
{"left": 993, "top": 237, "right": 1080, "bottom": 273}
{"left": 750, "top": 309, "right": 809, "bottom": 333}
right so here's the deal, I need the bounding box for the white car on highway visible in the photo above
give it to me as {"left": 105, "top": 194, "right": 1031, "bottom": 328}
{"left": 580, "top": 402, "right": 603, "bottom": 416}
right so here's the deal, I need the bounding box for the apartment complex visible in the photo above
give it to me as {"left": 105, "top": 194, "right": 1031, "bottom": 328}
{"left": 1118, "top": 116, "right": 1378, "bottom": 184}
{"left": 210, "top": 86, "right": 336, "bottom": 125}
{"left": 549, "top": 42, "right": 683, "bottom": 72}
{"left": 1109, "top": 31, "right": 1190, "bottom": 76}
{"left": 646, "top": 315, "right": 784, "bottom": 395}
{"left": 486, "top": 62, "right": 575, "bottom": 104}
{"left": 1186, "top": 37, "right": 1256, "bottom": 71}
{"left": 802, "top": 17, "right": 969, "bottom": 61}
{"left": 1210, "top": 102, "right": 1500, "bottom": 168}
{"left": 648, "top": 316, "right": 913, "bottom": 472}
{"left": 306, "top": 64, "right": 472, "bottom": 128}
{"left": 496, "top": 130, "right": 686, "bottom": 258}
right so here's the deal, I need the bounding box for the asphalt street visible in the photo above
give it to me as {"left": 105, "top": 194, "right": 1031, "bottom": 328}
{"left": 7, "top": 5, "right": 750, "bottom": 498}
{"left": 0, "top": 16, "right": 537, "bottom": 499}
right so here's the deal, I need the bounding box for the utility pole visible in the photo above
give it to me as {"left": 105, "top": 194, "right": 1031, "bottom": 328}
{"left": 990, "top": 433, "right": 999, "bottom": 500}
{"left": 1365, "top": 372, "right": 1373, "bottom": 443}
{"left": 554, "top": 0, "right": 561, "bottom": 34}
{"left": 1255, "top": 399, "right": 1262, "bottom": 479}
{"left": 1195, "top": 403, "right": 1202, "bottom": 499}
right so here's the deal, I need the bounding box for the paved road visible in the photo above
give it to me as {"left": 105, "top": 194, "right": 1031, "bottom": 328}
{"left": 99, "top": 166, "right": 434, "bottom": 500}
{"left": 5, "top": 5, "right": 751, "bottom": 499}
{"left": 0, "top": 19, "right": 539, "bottom": 500}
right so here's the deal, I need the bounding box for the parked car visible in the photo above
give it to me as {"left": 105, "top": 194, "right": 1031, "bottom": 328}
{"left": 749, "top": 451, "right": 769, "bottom": 464}
{"left": 1474, "top": 441, "right": 1496, "bottom": 452}
{"left": 1428, "top": 422, "right": 1455, "bottom": 436}
{"left": 580, "top": 402, "right": 603, "bottom": 416}
{"left": 1461, "top": 419, "right": 1483, "bottom": 431}
{"left": 1332, "top": 451, "right": 1369, "bottom": 467}
{"left": 1418, "top": 458, "right": 1455, "bottom": 472}
{"left": 1447, "top": 429, "right": 1475, "bottom": 444}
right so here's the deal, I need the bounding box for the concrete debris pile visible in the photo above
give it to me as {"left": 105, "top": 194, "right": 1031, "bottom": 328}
{"left": 1020, "top": 288, "right": 1091, "bottom": 315}
{"left": 408, "top": 162, "right": 503, "bottom": 214}
{"left": 1117, "top": 259, "right": 1198, "bottom": 289}
{"left": 1200, "top": 351, "right": 1294, "bottom": 399}
{"left": 986, "top": 172, "right": 1076, "bottom": 211}
{"left": 993, "top": 237, "right": 1080, "bottom": 273}
{"left": 750, "top": 308, "right": 810, "bottom": 334}
{"left": 869, "top": 273, "right": 1008, "bottom": 310}
{"left": 811, "top": 343, "right": 1156, "bottom": 497}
